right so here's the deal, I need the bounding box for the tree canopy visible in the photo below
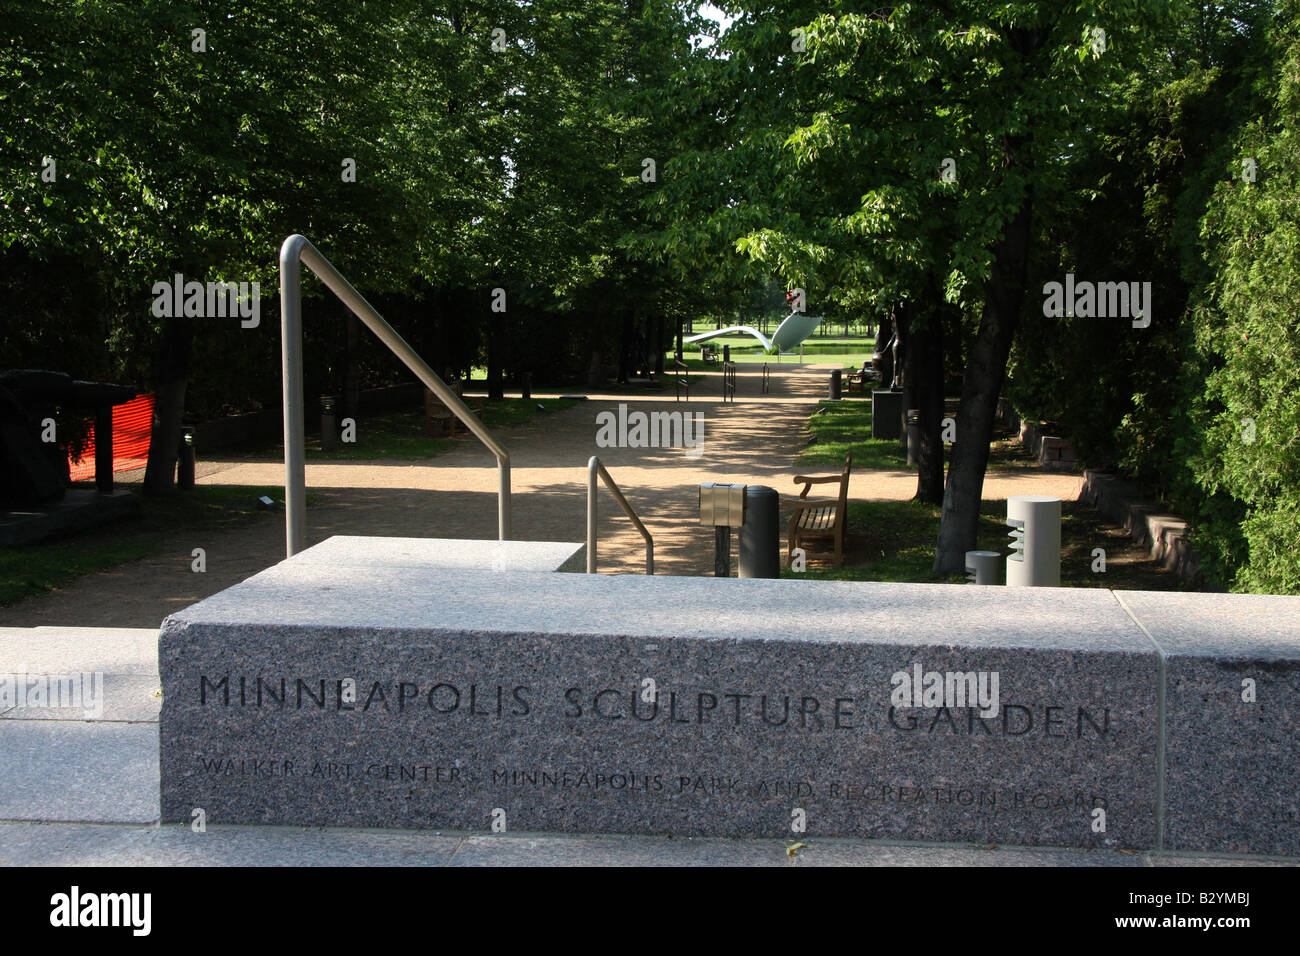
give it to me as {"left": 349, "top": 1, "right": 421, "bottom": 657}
{"left": 4, "top": 0, "right": 1298, "bottom": 591}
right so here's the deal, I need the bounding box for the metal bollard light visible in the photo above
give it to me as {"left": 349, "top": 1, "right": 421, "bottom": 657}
{"left": 965, "top": 550, "right": 1001, "bottom": 585}
{"left": 738, "top": 485, "right": 780, "bottom": 578}
{"left": 1006, "top": 495, "right": 1062, "bottom": 587}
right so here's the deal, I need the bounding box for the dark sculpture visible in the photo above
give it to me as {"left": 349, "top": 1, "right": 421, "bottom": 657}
{"left": 0, "top": 370, "right": 136, "bottom": 508}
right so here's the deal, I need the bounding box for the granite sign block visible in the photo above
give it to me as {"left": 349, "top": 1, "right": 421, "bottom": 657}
{"left": 160, "top": 564, "right": 1160, "bottom": 848}
{"left": 1118, "top": 590, "right": 1300, "bottom": 855}
{"left": 280, "top": 535, "right": 586, "bottom": 573}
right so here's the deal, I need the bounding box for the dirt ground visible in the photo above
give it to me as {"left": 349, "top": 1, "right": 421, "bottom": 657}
{"left": 0, "top": 363, "right": 1092, "bottom": 628}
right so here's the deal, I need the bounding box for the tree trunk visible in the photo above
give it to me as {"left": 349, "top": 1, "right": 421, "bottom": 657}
{"left": 891, "top": 307, "right": 904, "bottom": 388}
{"left": 617, "top": 305, "right": 633, "bottom": 384}
{"left": 486, "top": 308, "right": 504, "bottom": 400}
{"left": 905, "top": 293, "right": 946, "bottom": 505}
{"left": 587, "top": 308, "right": 605, "bottom": 387}
{"left": 933, "top": 136, "right": 1034, "bottom": 575}
{"left": 653, "top": 315, "right": 665, "bottom": 375}
{"left": 342, "top": 310, "right": 360, "bottom": 423}
{"left": 875, "top": 315, "right": 894, "bottom": 388}
{"left": 142, "top": 315, "right": 193, "bottom": 496}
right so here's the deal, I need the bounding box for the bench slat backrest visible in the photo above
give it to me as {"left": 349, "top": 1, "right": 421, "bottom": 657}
{"left": 838, "top": 453, "right": 852, "bottom": 512}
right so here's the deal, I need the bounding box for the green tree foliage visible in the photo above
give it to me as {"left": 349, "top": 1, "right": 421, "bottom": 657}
{"left": 2, "top": 0, "right": 706, "bottom": 485}
{"left": 648, "top": 0, "right": 1172, "bottom": 570}
{"left": 1006, "top": 0, "right": 1298, "bottom": 592}
{"left": 4, "top": 0, "right": 1296, "bottom": 591}
{"left": 1190, "top": 1, "right": 1300, "bottom": 592}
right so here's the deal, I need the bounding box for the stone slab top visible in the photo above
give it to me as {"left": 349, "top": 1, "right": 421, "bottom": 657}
{"left": 0, "top": 626, "right": 158, "bottom": 676}
{"left": 162, "top": 562, "right": 1162, "bottom": 655}
{"left": 280, "top": 536, "right": 586, "bottom": 574}
{"left": 1116, "top": 590, "right": 1300, "bottom": 659}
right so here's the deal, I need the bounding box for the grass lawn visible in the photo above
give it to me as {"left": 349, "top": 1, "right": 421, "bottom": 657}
{"left": 297, "top": 398, "right": 579, "bottom": 461}
{"left": 673, "top": 326, "right": 876, "bottom": 365}
{"left": 0, "top": 484, "right": 289, "bottom": 606}
{"left": 465, "top": 373, "right": 707, "bottom": 393}
{"left": 682, "top": 332, "right": 875, "bottom": 348}
{"left": 587, "top": 373, "right": 706, "bottom": 392}
{"left": 1, "top": 398, "right": 575, "bottom": 605}
{"left": 784, "top": 398, "right": 1185, "bottom": 591}
{"left": 686, "top": 319, "right": 876, "bottom": 342}
{"left": 1, "top": 399, "right": 578, "bottom": 605}
{"left": 672, "top": 350, "right": 875, "bottom": 369}
{"left": 799, "top": 397, "right": 911, "bottom": 471}
{"left": 782, "top": 498, "right": 1185, "bottom": 590}
{"left": 690, "top": 352, "right": 876, "bottom": 366}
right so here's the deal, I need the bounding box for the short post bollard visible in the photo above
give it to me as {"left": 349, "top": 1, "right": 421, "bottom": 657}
{"left": 521, "top": 371, "right": 531, "bottom": 400}
{"left": 320, "top": 395, "right": 338, "bottom": 452}
{"left": 965, "top": 550, "right": 1001, "bottom": 585}
{"left": 177, "top": 427, "right": 196, "bottom": 491}
{"left": 700, "top": 482, "right": 746, "bottom": 578}
{"left": 715, "top": 527, "right": 731, "bottom": 577}
{"left": 906, "top": 409, "right": 921, "bottom": 464}
{"left": 739, "top": 485, "right": 780, "bottom": 578}
{"left": 829, "top": 368, "right": 842, "bottom": 400}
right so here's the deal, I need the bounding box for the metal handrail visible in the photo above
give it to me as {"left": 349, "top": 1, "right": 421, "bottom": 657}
{"left": 722, "top": 361, "right": 737, "bottom": 402}
{"left": 586, "top": 456, "right": 653, "bottom": 574}
{"left": 761, "top": 362, "right": 771, "bottom": 395}
{"left": 279, "top": 234, "right": 511, "bottom": 556}
{"left": 673, "top": 358, "right": 690, "bottom": 402}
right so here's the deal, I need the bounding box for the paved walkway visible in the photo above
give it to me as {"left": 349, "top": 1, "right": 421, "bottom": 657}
{"left": 1, "top": 364, "right": 1083, "bottom": 628}
{"left": 2, "top": 626, "right": 1289, "bottom": 867}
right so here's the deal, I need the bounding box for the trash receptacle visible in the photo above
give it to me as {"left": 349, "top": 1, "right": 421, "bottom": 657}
{"left": 906, "top": 409, "right": 921, "bottom": 464}
{"left": 321, "top": 395, "right": 338, "bottom": 452}
{"left": 739, "top": 485, "right": 780, "bottom": 578}
{"left": 872, "top": 389, "right": 904, "bottom": 438}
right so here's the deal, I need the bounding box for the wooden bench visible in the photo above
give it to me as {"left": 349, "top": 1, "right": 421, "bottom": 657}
{"left": 700, "top": 345, "right": 720, "bottom": 364}
{"left": 424, "top": 389, "right": 455, "bottom": 437}
{"left": 424, "top": 388, "right": 485, "bottom": 438}
{"left": 845, "top": 364, "right": 878, "bottom": 393}
{"left": 787, "top": 452, "right": 852, "bottom": 566}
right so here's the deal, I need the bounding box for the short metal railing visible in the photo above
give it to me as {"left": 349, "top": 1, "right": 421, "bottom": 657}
{"left": 722, "top": 361, "right": 737, "bottom": 402}
{"left": 674, "top": 358, "right": 690, "bottom": 402}
{"left": 586, "top": 456, "right": 653, "bottom": 574}
{"left": 279, "top": 234, "right": 511, "bottom": 556}
{"left": 761, "top": 363, "right": 771, "bottom": 394}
